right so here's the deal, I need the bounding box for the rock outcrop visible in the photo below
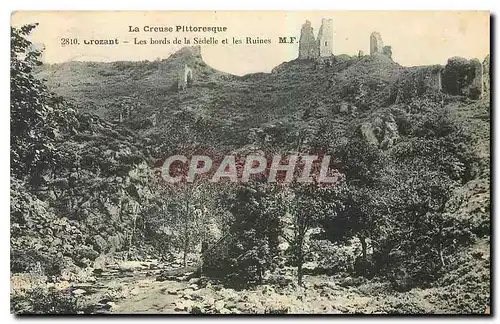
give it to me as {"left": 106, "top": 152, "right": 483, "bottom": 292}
{"left": 483, "top": 55, "right": 490, "bottom": 95}
{"left": 442, "top": 57, "right": 484, "bottom": 100}
{"left": 359, "top": 114, "right": 400, "bottom": 149}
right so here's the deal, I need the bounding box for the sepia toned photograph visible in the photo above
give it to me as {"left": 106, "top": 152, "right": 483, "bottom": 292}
{"left": 10, "top": 11, "right": 491, "bottom": 315}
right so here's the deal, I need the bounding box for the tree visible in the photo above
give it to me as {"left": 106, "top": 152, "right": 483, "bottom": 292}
{"left": 11, "top": 24, "right": 65, "bottom": 181}
{"left": 394, "top": 106, "right": 480, "bottom": 183}
{"left": 320, "top": 185, "right": 390, "bottom": 276}
{"left": 317, "top": 132, "right": 389, "bottom": 276}
{"left": 209, "top": 182, "right": 283, "bottom": 287}
{"left": 377, "top": 164, "right": 474, "bottom": 289}
{"left": 280, "top": 180, "right": 346, "bottom": 286}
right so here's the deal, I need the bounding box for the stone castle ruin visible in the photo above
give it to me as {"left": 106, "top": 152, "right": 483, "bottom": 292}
{"left": 370, "top": 32, "right": 392, "bottom": 59}
{"left": 298, "top": 20, "right": 394, "bottom": 60}
{"left": 317, "top": 18, "right": 334, "bottom": 57}
{"left": 298, "top": 19, "right": 333, "bottom": 59}
{"left": 424, "top": 66, "right": 443, "bottom": 91}
{"left": 295, "top": 18, "right": 486, "bottom": 101}
{"left": 370, "top": 32, "right": 384, "bottom": 55}
{"left": 172, "top": 21, "right": 487, "bottom": 102}
{"left": 298, "top": 21, "right": 319, "bottom": 59}
{"left": 178, "top": 64, "right": 193, "bottom": 91}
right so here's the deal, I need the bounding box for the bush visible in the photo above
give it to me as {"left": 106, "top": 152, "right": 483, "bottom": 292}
{"left": 11, "top": 246, "right": 68, "bottom": 278}
{"left": 11, "top": 287, "right": 83, "bottom": 314}
{"left": 203, "top": 183, "right": 283, "bottom": 287}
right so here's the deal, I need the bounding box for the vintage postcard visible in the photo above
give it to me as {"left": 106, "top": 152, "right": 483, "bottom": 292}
{"left": 10, "top": 11, "right": 490, "bottom": 315}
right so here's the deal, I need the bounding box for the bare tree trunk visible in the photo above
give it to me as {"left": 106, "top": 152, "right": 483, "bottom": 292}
{"left": 127, "top": 210, "right": 137, "bottom": 261}
{"left": 183, "top": 236, "right": 189, "bottom": 268}
{"left": 437, "top": 226, "right": 445, "bottom": 268}
{"left": 297, "top": 237, "right": 304, "bottom": 286}
{"left": 297, "top": 261, "right": 304, "bottom": 286}
{"left": 183, "top": 189, "right": 190, "bottom": 268}
{"left": 438, "top": 241, "right": 445, "bottom": 268}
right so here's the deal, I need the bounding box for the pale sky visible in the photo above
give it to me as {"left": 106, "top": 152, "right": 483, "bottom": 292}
{"left": 12, "top": 11, "right": 490, "bottom": 76}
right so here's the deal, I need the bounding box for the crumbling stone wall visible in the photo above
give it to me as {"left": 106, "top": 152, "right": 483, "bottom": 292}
{"left": 442, "top": 57, "right": 484, "bottom": 100}
{"left": 178, "top": 64, "right": 193, "bottom": 91}
{"left": 370, "top": 32, "right": 384, "bottom": 55}
{"left": 392, "top": 65, "right": 443, "bottom": 104}
{"left": 298, "top": 20, "right": 319, "bottom": 59}
{"left": 317, "top": 18, "right": 334, "bottom": 57}
{"left": 423, "top": 66, "right": 443, "bottom": 91}
{"left": 382, "top": 46, "right": 392, "bottom": 59}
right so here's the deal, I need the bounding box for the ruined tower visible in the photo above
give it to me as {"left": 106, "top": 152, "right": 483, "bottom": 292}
{"left": 298, "top": 20, "right": 319, "bottom": 59}
{"left": 370, "top": 32, "right": 384, "bottom": 55}
{"left": 317, "top": 18, "right": 334, "bottom": 57}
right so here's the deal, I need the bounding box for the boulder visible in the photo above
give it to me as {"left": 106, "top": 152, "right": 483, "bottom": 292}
{"left": 54, "top": 280, "right": 71, "bottom": 291}
{"left": 442, "top": 56, "right": 484, "bottom": 99}
{"left": 190, "top": 305, "right": 204, "bottom": 314}
{"left": 118, "top": 260, "right": 147, "bottom": 272}
{"left": 72, "top": 288, "right": 87, "bottom": 296}
{"left": 174, "top": 300, "right": 195, "bottom": 312}
{"left": 214, "top": 300, "right": 225, "bottom": 312}
{"left": 303, "top": 261, "right": 318, "bottom": 270}
{"left": 360, "top": 123, "right": 379, "bottom": 146}
{"left": 188, "top": 277, "right": 200, "bottom": 285}
{"left": 108, "top": 234, "right": 123, "bottom": 252}
{"left": 92, "top": 235, "right": 108, "bottom": 252}
{"left": 359, "top": 114, "right": 399, "bottom": 148}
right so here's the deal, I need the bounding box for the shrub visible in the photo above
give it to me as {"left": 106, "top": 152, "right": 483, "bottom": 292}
{"left": 11, "top": 287, "right": 83, "bottom": 314}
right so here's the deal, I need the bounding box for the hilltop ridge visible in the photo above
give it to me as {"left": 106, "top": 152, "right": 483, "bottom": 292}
{"left": 36, "top": 45, "right": 489, "bottom": 152}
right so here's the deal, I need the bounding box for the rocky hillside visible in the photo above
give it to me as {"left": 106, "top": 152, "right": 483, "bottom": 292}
{"left": 36, "top": 48, "right": 490, "bottom": 154}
